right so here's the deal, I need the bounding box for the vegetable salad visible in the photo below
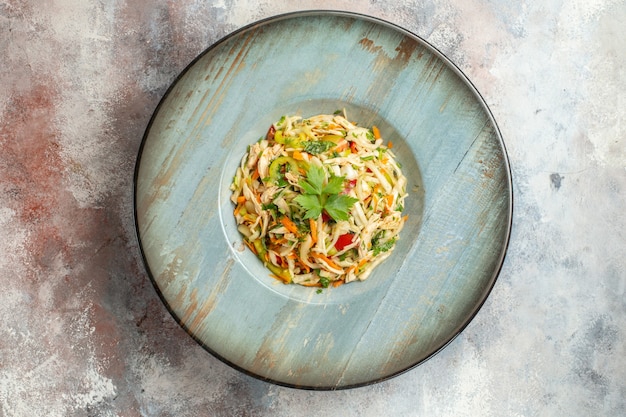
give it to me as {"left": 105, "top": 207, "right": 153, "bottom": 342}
{"left": 230, "top": 112, "right": 408, "bottom": 288}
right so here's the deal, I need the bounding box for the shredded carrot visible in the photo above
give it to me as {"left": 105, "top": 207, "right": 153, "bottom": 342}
{"left": 387, "top": 140, "right": 393, "bottom": 149}
{"left": 311, "top": 252, "right": 342, "bottom": 271}
{"left": 372, "top": 125, "right": 381, "bottom": 139}
{"left": 233, "top": 204, "right": 242, "bottom": 216}
{"left": 292, "top": 150, "right": 305, "bottom": 160}
{"left": 403, "top": 215, "right": 409, "bottom": 222}
{"left": 332, "top": 279, "right": 344, "bottom": 288}
{"left": 244, "top": 240, "right": 256, "bottom": 255}
{"left": 251, "top": 168, "right": 260, "bottom": 181}
{"left": 357, "top": 257, "right": 369, "bottom": 269}
{"left": 270, "top": 236, "right": 288, "bottom": 245}
{"left": 236, "top": 195, "right": 246, "bottom": 204}
{"left": 281, "top": 216, "right": 299, "bottom": 234}
{"left": 301, "top": 281, "right": 322, "bottom": 287}
{"left": 385, "top": 194, "right": 394, "bottom": 209}
{"left": 297, "top": 259, "right": 311, "bottom": 273}
{"left": 309, "top": 218, "right": 317, "bottom": 244}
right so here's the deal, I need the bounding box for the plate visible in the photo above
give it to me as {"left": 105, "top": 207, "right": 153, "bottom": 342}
{"left": 134, "top": 11, "right": 512, "bottom": 389}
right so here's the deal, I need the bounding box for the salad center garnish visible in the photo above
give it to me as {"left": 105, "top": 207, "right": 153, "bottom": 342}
{"left": 230, "top": 111, "right": 408, "bottom": 288}
{"left": 294, "top": 164, "right": 359, "bottom": 222}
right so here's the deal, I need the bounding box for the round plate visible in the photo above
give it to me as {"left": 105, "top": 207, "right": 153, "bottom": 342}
{"left": 134, "top": 11, "right": 512, "bottom": 389}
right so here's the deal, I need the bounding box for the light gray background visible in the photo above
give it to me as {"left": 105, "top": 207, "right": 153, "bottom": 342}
{"left": 1, "top": 1, "right": 624, "bottom": 416}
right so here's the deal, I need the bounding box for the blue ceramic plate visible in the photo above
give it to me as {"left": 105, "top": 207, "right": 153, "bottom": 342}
{"left": 134, "top": 11, "right": 512, "bottom": 389}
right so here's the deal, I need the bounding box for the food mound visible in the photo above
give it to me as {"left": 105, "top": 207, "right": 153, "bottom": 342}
{"left": 230, "top": 112, "right": 408, "bottom": 288}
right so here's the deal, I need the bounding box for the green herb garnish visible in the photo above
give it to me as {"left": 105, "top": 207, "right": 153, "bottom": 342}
{"left": 319, "top": 276, "right": 330, "bottom": 288}
{"left": 262, "top": 202, "right": 278, "bottom": 212}
{"left": 303, "top": 140, "right": 336, "bottom": 155}
{"left": 294, "top": 164, "right": 358, "bottom": 222}
{"left": 373, "top": 237, "right": 397, "bottom": 256}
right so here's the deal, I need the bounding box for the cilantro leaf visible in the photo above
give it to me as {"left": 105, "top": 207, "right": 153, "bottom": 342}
{"left": 324, "top": 194, "right": 358, "bottom": 221}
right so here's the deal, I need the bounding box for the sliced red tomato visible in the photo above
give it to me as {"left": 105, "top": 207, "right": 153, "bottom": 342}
{"left": 335, "top": 233, "right": 354, "bottom": 251}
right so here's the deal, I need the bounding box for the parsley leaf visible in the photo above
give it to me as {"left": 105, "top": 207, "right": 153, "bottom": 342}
{"left": 324, "top": 194, "right": 358, "bottom": 221}
{"left": 324, "top": 175, "right": 345, "bottom": 195}
{"left": 294, "top": 164, "right": 358, "bottom": 222}
{"left": 294, "top": 194, "right": 322, "bottom": 219}
{"left": 298, "top": 164, "right": 324, "bottom": 194}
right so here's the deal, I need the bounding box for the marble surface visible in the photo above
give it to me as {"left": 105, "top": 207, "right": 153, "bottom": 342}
{"left": 0, "top": 0, "right": 624, "bottom": 416}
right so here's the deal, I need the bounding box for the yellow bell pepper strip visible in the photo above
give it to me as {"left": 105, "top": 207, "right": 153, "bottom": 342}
{"left": 321, "top": 134, "right": 344, "bottom": 144}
